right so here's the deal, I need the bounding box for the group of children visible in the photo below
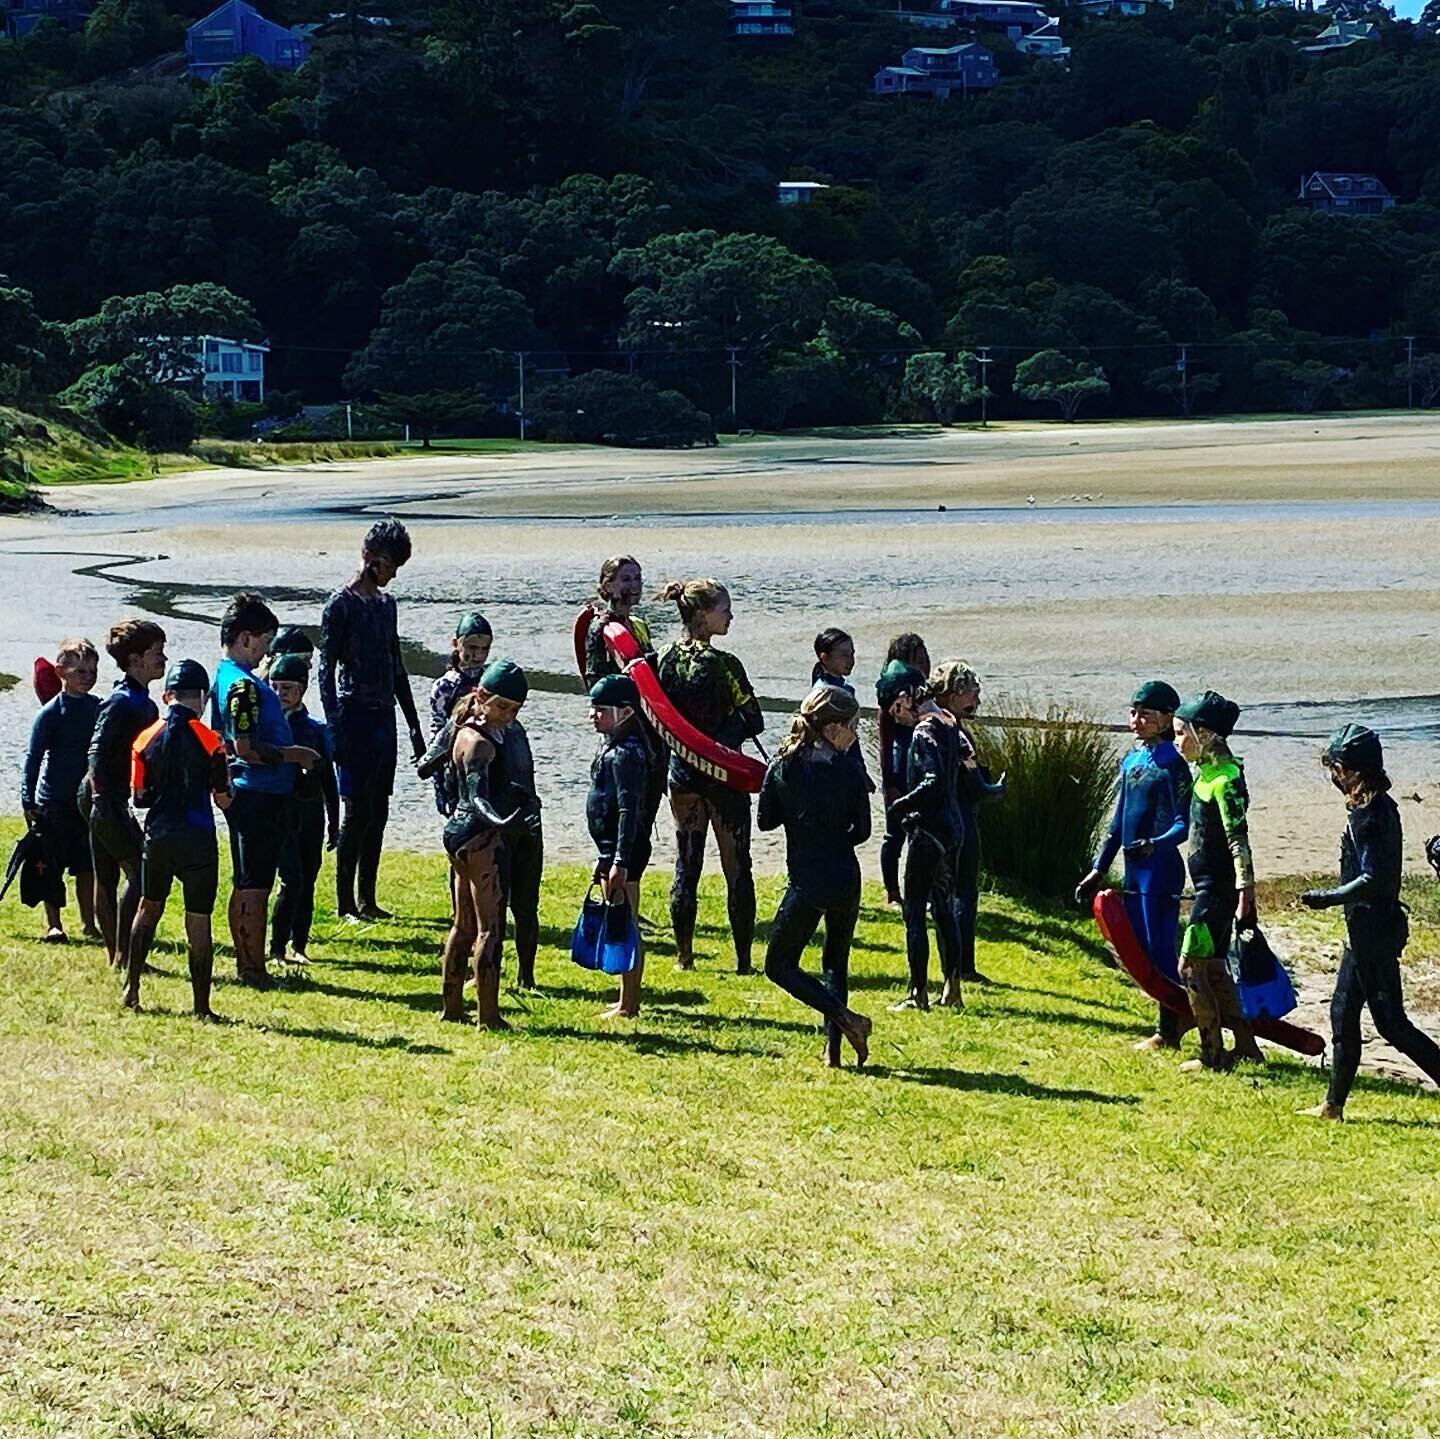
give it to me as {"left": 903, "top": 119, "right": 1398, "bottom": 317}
{"left": 16, "top": 536, "right": 1440, "bottom": 1114}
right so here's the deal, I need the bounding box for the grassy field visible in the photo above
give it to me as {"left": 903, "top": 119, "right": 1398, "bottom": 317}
{"left": 1, "top": 838, "right": 1438, "bottom": 1438}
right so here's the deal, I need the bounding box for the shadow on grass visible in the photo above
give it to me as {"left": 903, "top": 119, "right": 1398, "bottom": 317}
{"left": 980, "top": 908, "right": 1115, "bottom": 965}
{"left": 860, "top": 1063, "right": 1139, "bottom": 1104}
{"left": 520, "top": 983, "right": 708, "bottom": 1007}
{"left": 645, "top": 1005, "right": 819, "bottom": 1036}
{"left": 524, "top": 1021, "right": 774, "bottom": 1059}
{"left": 254, "top": 1022, "right": 449, "bottom": 1055}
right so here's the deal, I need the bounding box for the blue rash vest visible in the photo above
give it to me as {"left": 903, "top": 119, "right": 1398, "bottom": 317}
{"left": 1092, "top": 740, "right": 1191, "bottom": 896}
{"left": 214, "top": 655, "right": 296, "bottom": 796}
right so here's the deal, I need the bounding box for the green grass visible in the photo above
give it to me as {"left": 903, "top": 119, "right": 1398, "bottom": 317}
{"left": 2, "top": 834, "right": 1438, "bottom": 1437}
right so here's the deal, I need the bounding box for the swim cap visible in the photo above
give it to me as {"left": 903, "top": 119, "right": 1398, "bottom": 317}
{"left": 269, "top": 625, "right": 314, "bottom": 657}
{"left": 269, "top": 653, "right": 310, "bottom": 683}
{"left": 1131, "top": 680, "right": 1180, "bottom": 713}
{"left": 589, "top": 674, "right": 639, "bottom": 710}
{"left": 165, "top": 658, "right": 210, "bottom": 694}
{"left": 480, "top": 659, "right": 528, "bottom": 704}
{"left": 1176, "top": 690, "right": 1240, "bottom": 738}
{"left": 876, "top": 660, "right": 926, "bottom": 710}
{"left": 455, "top": 611, "right": 493, "bottom": 640}
{"left": 1324, "top": 722, "right": 1382, "bottom": 773}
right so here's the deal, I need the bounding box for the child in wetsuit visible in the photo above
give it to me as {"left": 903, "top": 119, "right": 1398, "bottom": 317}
{"left": 586, "top": 674, "right": 657, "bottom": 1018}
{"left": 878, "top": 633, "right": 931, "bottom": 905}
{"left": 122, "top": 660, "right": 230, "bottom": 1019}
{"left": 267, "top": 654, "right": 339, "bottom": 966}
{"left": 21, "top": 638, "right": 101, "bottom": 944}
{"left": 811, "top": 627, "right": 875, "bottom": 794}
{"left": 757, "top": 683, "right": 873, "bottom": 1067}
{"left": 428, "top": 611, "right": 493, "bottom": 815}
{"left": 654, "top": 578, "right": 764, "bottom": 974}
{"left": 879, "top": 660, "right": 966, "bottom": 1012}
{"left": 1299, "top": 724, "right": 1440, "bottom": 1120}
{"left": 85, "top": 619, "right": 168, "bottom": 968}
{"left": 1076, "top": 680, "right": 1192, "bottom": 1049}
{"left": 1173, "top": 691, "right": 1264, "bottom": 1071}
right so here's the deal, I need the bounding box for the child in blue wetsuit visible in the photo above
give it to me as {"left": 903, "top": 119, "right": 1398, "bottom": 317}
{"left": 1077, "top": 681, "right": 1192, "bottom": 1050}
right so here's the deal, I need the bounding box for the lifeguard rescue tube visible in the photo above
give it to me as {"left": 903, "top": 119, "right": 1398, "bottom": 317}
{"left": 572, "top": 606, "right": 595, "bottom": 678}
{"left": 1093, "top": 889, "right": 1323, "bottom": 1057}
{"left": 33, "top": 657, "right": 61, "bottom": 704}
{"left": 602, "top": 619, "right": 766, "bottom": 794}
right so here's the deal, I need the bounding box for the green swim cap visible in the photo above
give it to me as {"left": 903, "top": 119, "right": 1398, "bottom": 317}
{"left": 456, "top": 611, "right": 492, "bottom": 640}
{"left": 1324, "top": 722, "right": 1382, "bottom": 773}
{"left": 1176, "top": 690, "right": 1240, "bottom": 738}
{"left": 1131, "top": 680, "right": 1180, "bottom": 713}
{"left": 876, "top": 660, "right": 926, "bottom": 710}
{"left": 269, "top": 653, "right": 310, "bottom": 683}
{"left": 589, "top": 674, "right": 638, "bottom": 710}
{"left": 269, "top": 625, "right": 314, "bottom": 657}
{"left": 165, "top": 658, "right": 210, "bottom": 693}
{"left": 480, "top": 659, "right": 528, "bottom": 704}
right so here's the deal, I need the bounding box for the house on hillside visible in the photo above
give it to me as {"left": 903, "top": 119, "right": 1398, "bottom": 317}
{"left": 1079, "top": 0, "right": 1172, "bottom": 16}
{"left": 729, "top": 0, "right": 795, "bottom": 38}
{"left": 1015, "top": 18, "right": 1069, "bottom": 61}
{"left": 778, "top": 181, "right": 830, "bottom": 205}
{"left": 1298, "top": 17, "right": 1379, "bottom": 51}
{"left": 3, "top": 0, "right": 90, "bottom": 38}
{"left": 937, "top": 0, "right": 1052, "bottom": 39}
{"left": 186, "top": 0, "right": 311, "bottom": 80}
{"left": 1298, "top": 171, "right": 1395, "bottom": 215}
{"left": 151, "top": 337, "right": 268, "bottom": 402}
{"left": 875, "top": 43, "right": 998, "bottom": 98}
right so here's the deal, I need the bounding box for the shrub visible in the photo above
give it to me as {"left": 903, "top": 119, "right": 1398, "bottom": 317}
{"left": 528, "top": 372, "right": 714, "bottom": 447}
{"left": 972, "top": 700, "right": 1119, "bottom": 901}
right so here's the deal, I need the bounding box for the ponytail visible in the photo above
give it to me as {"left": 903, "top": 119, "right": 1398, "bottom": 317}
{"left": 655, "top": 577, "right": 727, "bottom": 633}
{"left": 777, "top": 684, "right": 859, "bottom": 764}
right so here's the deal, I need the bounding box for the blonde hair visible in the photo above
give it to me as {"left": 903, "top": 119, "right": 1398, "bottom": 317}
{"left": 929, "top": 659, "right": 979, "bottom": 700}
{"left": 598, "top": 554, "right": 640, "bottom": 604}
{"left": 655, "top": 577, "right": 728, "bottom": 631}
{"left": 1186, "top": 723, "right": 1232, "bottom": 763}
{"left": 777, "top": 683, "right": 859, "bottom": 763}
{"left": 56, "top": 637, "right": 98, "bottom": 669}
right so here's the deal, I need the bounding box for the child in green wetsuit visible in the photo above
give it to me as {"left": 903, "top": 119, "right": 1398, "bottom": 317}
{"left": 1173, "top": 691, "right": 1264, "bottom": 1071}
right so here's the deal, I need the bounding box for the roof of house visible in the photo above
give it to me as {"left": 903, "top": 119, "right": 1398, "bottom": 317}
{"left": 1303, "top": 171, "right": 1393, "bottom": 198}
{"left": 908, "top": 43, "right": 990, "bottom": 55}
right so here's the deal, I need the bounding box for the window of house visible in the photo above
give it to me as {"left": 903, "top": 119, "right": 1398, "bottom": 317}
{"left": 221, "top": 351, "right": 242, "bottom": 373}
{"left": 248, "top": 351, "right": 262, "bottom": 371}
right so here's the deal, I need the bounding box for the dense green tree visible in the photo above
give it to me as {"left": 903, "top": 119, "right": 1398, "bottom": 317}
{"left": 60, "top": 356, "right": 198, "bottom": 451}
{"left": 1014, "top": 350, "right": 1111, "bottom": 422}
{"left": 1145, "top": 363, "right": 1220, "bottom": 416}
{"left": 527, "top": 371, "right": 713, "bottom": 447}
{"left": 900, "top": 352, "right": 980, "bottom": 427}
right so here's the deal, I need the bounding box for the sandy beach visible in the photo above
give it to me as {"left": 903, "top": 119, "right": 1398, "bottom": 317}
{"left": 4, "top": 413, "right": 1440, "bottom": 875}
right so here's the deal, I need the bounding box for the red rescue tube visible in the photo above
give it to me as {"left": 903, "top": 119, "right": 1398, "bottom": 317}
{"left": 573, "top": 606, "right": 595, "bottom": 678}
{"left": 602, "top": 620, "right": 766, "bottom": 794}
{"left": 1093, "top": 888, "right": 1324, "bottom": 1057}
{"left": 33, "top": 657, "right": 61, "bottom": 704}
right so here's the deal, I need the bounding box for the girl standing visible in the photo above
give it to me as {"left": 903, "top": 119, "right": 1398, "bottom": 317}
{"left": 654, "top": 578, "right": 764, "bottom": 974}
{"left": 878, "top": 633, "right": 931, "bottom": 905}
{"left": 1299, "top": 725, "right": 1440, "bottom": 1120}
{"left": 757, "top": 684, "right": 873, "bottom": 1067}
{"left": 584, "top": 555, "right": 653, "bottom": 685}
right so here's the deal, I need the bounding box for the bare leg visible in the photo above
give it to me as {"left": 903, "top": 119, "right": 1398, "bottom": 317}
{"left": 123, "top": 897, "right": 165, "bottom": 1009}
{"left": 463, "top": 841, "right": 507, "bottom": 1030}
{"left": 42, "top": 900, "right": 66, "bottom": 941}
{"left": 228, "top": 887, "right": 273, "bottom": 985}
{"left": 76, "top": 873, "right": 99, "bottom": 938}
{"left": 616, "top": 879, "right": 644, "bottom": 1017}
{"left": 440, "top": 855, "right": 477, "bottom": 1021}
{"left": 184, "top": 911, "right": 216, "bottom": 1018}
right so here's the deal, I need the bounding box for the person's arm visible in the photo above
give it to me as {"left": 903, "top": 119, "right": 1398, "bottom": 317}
{"left": 390, "top": 604, "right": 424, "bottom": 758}
{"left": 583, "top": 614, "right": 609, "bottom": 688}
{"left": 889, "top": 723, "right": 943, "bottom": 823}
{"left": 206, "top": 741, "right": 232, "bottom": 812}
{"left": 1214, "top": 770, "right": 1257, "bottom": 923}
{"left": 721, "top": 651, "right": 764, "bottom": 740}
{"left": 317, "top": 592, "right": 344, "bottom": 727}
{"left": 321, "top": 754, "right": 339, "bottom": 840}
{"left": 429, "top": 676, "right": 450, "bottom": 734}
{"left": 1303, "top": 812, "right": 1382, "bottom": 908}
{"left": 86, "top": 696, "right": 125, "bottom": 800}
{"left": 416, "top": 719, "right": 455, "bottom": 781}
{"left": 848, "top": 765, "right": 873, "bottom": 847}
{"left": 756, "top": 761, "right": 783, "bottom": 832}
{"left": 21, "top": 707, "right": 49, "bottom": 818}
{"left": 228, "top": 679, "right": 315, "bottom": 768}
{"left": 611, "top": 743, "right": 647, "bottom": 871}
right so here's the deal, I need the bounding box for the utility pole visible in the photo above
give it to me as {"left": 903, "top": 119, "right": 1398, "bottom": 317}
{"left": 1405, "top": 335, "right": 1415, "bottom": 409}
{"left": 726, "top": 345, "right": 741, "bottom": 422}
{"left": 516, "top": 350, "right": 528, "bottom": 440}
{"left": 1177, "top": 342, "right": 1189, "bottom": 417}
{"left": 346, "top": 400, "right": 353, "bottom": 439}
{"left": 976, "top": 346, "right": 992, "bottom": 428}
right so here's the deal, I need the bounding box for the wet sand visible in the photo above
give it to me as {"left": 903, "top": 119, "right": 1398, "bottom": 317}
{"left": 4, "top": 414, "right": 1440, "bottom": 875}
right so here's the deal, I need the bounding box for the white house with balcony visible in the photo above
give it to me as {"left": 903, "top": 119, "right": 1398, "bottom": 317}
{"left": 172, "top": 336, "right": 269, "bottom": 402}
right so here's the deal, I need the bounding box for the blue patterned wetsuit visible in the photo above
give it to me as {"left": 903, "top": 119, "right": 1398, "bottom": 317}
{"left": 1092, "top": 739, "right": 1191, "bottom": 1038}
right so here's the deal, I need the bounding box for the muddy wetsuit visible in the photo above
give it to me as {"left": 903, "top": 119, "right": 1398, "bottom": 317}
{"left": 1093, "top": 739, "right": 1192, "bottom": 1042}
{"left": 1309, "top": 794, "right": 1440, "bottom": 1108}
{"left": 428, "top": 666, "right": 483, "bottom": 814}
{"left": 22, "top": 688, "right": 99, "bottom": 903}
{"left": 952, "top": 723, "right": 1005, "bottom": 982}
{"left": 586, "top": 610, "right": 667, "bottom": 836}
{"left": 879, "top": 715, "right": 912, "bottom": 899}
{"left": 270, "top": 705, "right": 338, "bottom": 960}
{"left": 891, "top": 713, "right": 966, "bottom": 1002}
{"left": 655, "top": 637, "right": 764, "bottom": 969}
{"left": 758, "top": 743, "right": 871, "bottom": 1062}
{"left": 587, "top": 722, "right": 655, "bottom": 882}
{"left": 85, "top": 675, "right": 158, "bottom": 953}
{"left": 1182, "top": 756, "right": 1258, "bottom": 1068}
{"left": 488, "top": 720, "right": 543, "bottom": 986}
{"left": 319, "top": 583, "right": 421, "bottom": 914}
{"left": 127, "top": 705, "right": 228, "bottom": 1011}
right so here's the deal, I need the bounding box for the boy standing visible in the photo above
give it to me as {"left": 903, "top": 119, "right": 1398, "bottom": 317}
{"left": 318, "top": 519, "right": 425, "bottom": 921}
{"left": 85, "top": 620, "right": 167, "bottom": 967}
{"left": 214, "top": 594, "right": 318, "bottom": 989}
{"left": 268, "top": 653, "right": 338, "bottom": 966}
{"left": 21, "top": 639, "right": 101, "bottom": 943}
{"left": 123, "top": 660, "right": 230, "bottom": 1019}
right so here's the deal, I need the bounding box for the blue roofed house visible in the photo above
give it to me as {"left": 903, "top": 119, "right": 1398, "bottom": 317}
{"left": 186, "top": 0, "right": 310, "bottom": 81}
{"left": 3, "top": 0, "right": 90, "bottom": 38}
{"left": 875, "top": 43, "right": 998, "bottom": 99}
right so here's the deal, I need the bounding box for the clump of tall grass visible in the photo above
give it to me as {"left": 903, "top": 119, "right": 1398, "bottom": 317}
{"left": 972, "top": 698, "right": 1119, "bottom": 901}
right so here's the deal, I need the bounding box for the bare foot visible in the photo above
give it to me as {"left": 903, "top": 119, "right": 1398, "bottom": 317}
{"left": 1298, "top": 1102, "right": 1344, "bottom": 1121}
{"left": 1178, "top": 1058, "right": 1209, "bottom": 1073}
{"left": 82, "top": 926, "right": 103, "bottom": 942}
{"left": 938, "top": 978, "right": 964, "bottom": 1009}
{"left": 1132, "top": 1033, "right": 1169, "bottom": 1052}
{"left": 840, "top": 1011, "right": 871, "bottom": 1066}
{"left": 476, "top": 1013, "right": 511, "bottom": 1032}
{"left": 288, "top": 951, "right": 311, "bottom": 966}
{"left": 194, "top": 1009, "right": 223, "bottom": 1024}
{"left": 357, "top": 905, "right": 393, "bottom": 921}
{"left": 888, "top": 992, "right": 929, "bottom": 1013}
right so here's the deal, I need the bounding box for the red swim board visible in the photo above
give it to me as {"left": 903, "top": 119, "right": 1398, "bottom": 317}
{"left": 573, "top": 606, "right": 595, "bottom": 678}
{"left": 602, "top": 620, "right": 766, "bottom": 794}
{"left": 1092, "top": 888, "right": 1324, "bottom": 1057}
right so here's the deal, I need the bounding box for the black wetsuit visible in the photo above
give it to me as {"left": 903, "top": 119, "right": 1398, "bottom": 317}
{"left": 952, "top": 724, "right": 1005, "bottom": 981}
{"left": 1312, "top": 794, "right": 1440, "bottom": 1108}
{"left": 890, "top": 712, "right": 966, "bottom": 1002}
{"left": 879, "top": 719, "right": 912, "bottom": 899}
{"left": 319, "top": 582, "right": 421, "bottom": 914}
{"left": 758, "top": 744, "right": 871, "bottom": 1060}
{"left": 270, "top": 706, "right": 339, "bottom": 959}
{"left": 22, "top": 688, "right": 99, "bottom": 897}
{"left": 489, "top": 719, "right": 543, "bottom": 983}
{"left": 655, "top": 638, "right": 764, "bottom": 969}
{"left": 587, "top": 722, "right": 655, "bottom": 881}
